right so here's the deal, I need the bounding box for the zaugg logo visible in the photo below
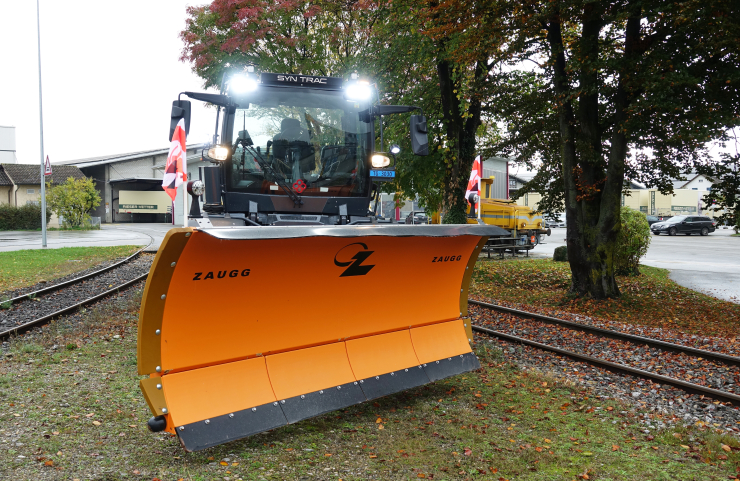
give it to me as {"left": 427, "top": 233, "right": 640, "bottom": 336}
{"left": 432, "top": 255, "right": 462, "bottom": 263}
{"left": 193, "top": 269, "right": 250, "bottom": 281}
{"left": 334, "top": 243, "right": 375, "bottom": 277}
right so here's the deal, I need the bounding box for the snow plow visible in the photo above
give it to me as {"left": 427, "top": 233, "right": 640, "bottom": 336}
{"left": 138, "top": 71, "right": 509, "bottom": 451}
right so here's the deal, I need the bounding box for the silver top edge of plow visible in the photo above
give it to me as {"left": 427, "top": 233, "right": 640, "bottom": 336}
{"left": 197, "top": 224, "right": 511, "bottom": 240}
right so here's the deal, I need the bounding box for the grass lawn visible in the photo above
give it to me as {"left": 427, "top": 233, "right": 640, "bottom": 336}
{"left": 1, "top": 290, "right": 738, "bottom": 480}
{"left": 0, "top": 246, "right": 140, "bottom": 294}
{"left": 470, "top": 258, "right": 740, "bottom": 339}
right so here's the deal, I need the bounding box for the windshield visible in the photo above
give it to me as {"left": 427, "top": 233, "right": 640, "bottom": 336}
{"left": 665, "top": 216, "right": 687, "bottom": 223}
{"left": 224, "top": 86, "right": 372, "bottom": 197}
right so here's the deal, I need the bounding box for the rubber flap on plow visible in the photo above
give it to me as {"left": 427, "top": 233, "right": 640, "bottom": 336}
{"left": 137, "top": 224, "right": 504, "bottom": 451}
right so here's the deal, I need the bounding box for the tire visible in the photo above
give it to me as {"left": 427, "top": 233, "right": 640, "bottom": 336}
{"left": 669, "top": 227, "right": 677, "bottom": 236}
{"left": 685, "top": 233, "right": 691, "bottom": 236}
{"left": 652, "top": 232, "right": 660, "bottom": 235}
{"left": 701, "top": 227, "right": 709, "bottom": 236}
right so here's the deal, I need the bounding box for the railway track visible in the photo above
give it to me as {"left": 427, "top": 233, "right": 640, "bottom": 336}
{"left": 0, "top": 237, "right": 154, "bottom": 340}
{"left": 469, "top": 299, "right": 740, "bottom": 406}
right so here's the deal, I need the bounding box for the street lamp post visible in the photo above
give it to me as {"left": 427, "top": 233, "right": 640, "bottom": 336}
{"left": 36, "top": 0, "right": 47, "bottom": 248}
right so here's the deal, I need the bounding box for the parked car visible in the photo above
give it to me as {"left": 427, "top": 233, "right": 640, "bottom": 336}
{"left": 646, "top": 215, "right": 660, "bottom": 226}
{"left": 650, "top": 215, "right": 716, "bottom": 236}
{"left": 405, "top": 211, "right": 430, "bottom": 224}
{"left": 545, "top": 220, "right": 566, "bottom": 228}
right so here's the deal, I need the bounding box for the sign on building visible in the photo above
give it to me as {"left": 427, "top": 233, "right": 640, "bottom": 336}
{"left": 118, "top": 190, "right": 172, "bottom": 213}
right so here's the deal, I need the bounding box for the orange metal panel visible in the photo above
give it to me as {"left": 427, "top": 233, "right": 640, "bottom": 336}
{"left": 159, "top": 232, "right": 479, "bottom": 373}
{"left": 265, "top": 342, "right": 356, "bottom": 400}
{"left": 345, "top": 330, "right": 421, "bottom": 380}
{"left": 162, "top": 357, "right": 276, "bottom": 427}
{"left": 410, "top": 320, "right": 472, "bottom": 365}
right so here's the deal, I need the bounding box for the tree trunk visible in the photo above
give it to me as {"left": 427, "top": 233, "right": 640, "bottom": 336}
{"left": 437, "top": 54, "right": 484, "bottom": 224}
{"left": 547, "top": 3, "right": 622, "bottom": 299}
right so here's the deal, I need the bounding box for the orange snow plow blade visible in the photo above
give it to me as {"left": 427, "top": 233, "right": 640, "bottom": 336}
{"left": 137, "top": 224, "right": 506, "bottom": 451}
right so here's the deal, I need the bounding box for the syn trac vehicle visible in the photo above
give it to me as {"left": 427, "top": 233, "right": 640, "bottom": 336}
{"left": 137, "top": 71, "right": 507, "bottom": 451}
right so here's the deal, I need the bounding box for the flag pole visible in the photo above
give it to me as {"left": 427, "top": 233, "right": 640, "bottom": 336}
{"left": 36, "top": 0, "right": 47, "bottom": 248}
{"left": 182, "top": 156, "right": 188, "bottom": 227}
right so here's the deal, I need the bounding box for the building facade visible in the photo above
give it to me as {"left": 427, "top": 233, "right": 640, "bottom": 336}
{"left": 0, "top": 163, "right": 87, "bottom": 227}
{"left": 55, "top": 144, "right": 206, "bottom": 223}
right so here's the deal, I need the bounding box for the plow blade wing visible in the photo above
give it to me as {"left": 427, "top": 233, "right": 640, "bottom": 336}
{"left": 138, "top": 224, "right": 505, "bottom": 451}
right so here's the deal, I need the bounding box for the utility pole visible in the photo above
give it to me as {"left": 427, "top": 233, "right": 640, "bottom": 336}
{"left": 36, "top": 0, "right": 47, "bottom": 248}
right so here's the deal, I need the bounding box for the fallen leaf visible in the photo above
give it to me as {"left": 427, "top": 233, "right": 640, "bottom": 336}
{"left": 464, "top": 448, "right": 472, "bottom": 456}
{"left": 92, "top": 421, "right": 101, "bottom": 426}
{"left": 722, "top": 445, "right": 732, "bottom": 452}
{"left": 375, "top": 417, "right": 383, "bottom": 424}
{"left": 85, "top": 413, "right": 94, "bottom": 418}
{"left": 44, "top": 460, "right": 54, "bottom": 467}
{"left": 612, "top": 445, "right": 619, "bottom": 451}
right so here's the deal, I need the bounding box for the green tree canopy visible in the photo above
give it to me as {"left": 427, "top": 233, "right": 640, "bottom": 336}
{"left": 46, "top": 177, "right": 101, "bottom": 228}
{"left": 475, "top": 0, "right": 740, "bottom": 298}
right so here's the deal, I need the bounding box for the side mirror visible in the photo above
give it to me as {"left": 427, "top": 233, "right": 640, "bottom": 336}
{"left": 237, "top": 130, "right": 253, "bottom": 146}
{"left": 169, "top": 100, "right": 191, "bottom": 141}
{"left": 410, "top": 115, "right": 429, "bottom": 156}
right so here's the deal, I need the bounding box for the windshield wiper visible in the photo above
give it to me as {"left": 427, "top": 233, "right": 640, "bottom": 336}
{"left": 241, "top": 142, "right": 303, "bottom": 206}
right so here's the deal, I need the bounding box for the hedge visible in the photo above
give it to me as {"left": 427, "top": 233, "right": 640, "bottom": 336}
{"left": 0, "top": 203, "right": 53, "bottom": 231}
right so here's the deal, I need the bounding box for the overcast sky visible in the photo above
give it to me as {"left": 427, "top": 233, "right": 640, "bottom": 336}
{"left": 0, "top": 1, "right": 217, "bottom": 164}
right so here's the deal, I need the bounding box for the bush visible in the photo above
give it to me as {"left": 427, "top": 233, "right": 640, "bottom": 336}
{"left": 0, "top": 203, "right": 52, "bottom": 230}
{"left": 553, "top": 246, "right": 568, "bottom": 262}
{"left": 46, "top": 177, "right": 101, "bottom": 228}
{"left": 614, "top": 207, "right": 651, "bottom": 275}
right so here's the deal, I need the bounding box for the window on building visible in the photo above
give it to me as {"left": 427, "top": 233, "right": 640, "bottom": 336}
{"left": 698, "top": 179, "right": 703, "bottom": 182}
{"left": 26, "top": 189, "right": 35, "bottom": 194}
{"left": 508, "top": 180, "right": 516, "bottom": 187}
{"left": 692, "top": 188, "right": 698, "bottom": 190}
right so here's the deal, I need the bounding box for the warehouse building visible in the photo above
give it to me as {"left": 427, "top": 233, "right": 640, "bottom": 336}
{"left": 55, "top": 144, "right": 206, "bottom": 223}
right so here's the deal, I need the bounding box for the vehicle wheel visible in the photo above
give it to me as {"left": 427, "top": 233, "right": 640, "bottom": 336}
{"left": 669, "top": 227, "right": 677, "bottom": 236}
{"left": 701, "top": 227, "right": 709, "bottom": 236}
{"left": 685, "top": 233, "right": 691, "bottom": 236}
{"left": 652, "top": 232, "right": 660, "bottom": 235}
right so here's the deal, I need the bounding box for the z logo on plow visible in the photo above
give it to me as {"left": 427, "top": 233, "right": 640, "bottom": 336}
{"left": 334, "top": 242, "right": 375, "bottom": 277}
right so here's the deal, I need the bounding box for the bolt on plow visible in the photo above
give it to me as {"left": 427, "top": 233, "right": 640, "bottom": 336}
{"left": 137, "top": 224, "right": 504, "bottom": 451}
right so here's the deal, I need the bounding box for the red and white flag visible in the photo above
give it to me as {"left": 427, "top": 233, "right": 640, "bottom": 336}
{"left": 163, "top": 119, "right": 188, "bottom": 201}
{"left": 465, "top": 155, "right": 482, "bottom": 209}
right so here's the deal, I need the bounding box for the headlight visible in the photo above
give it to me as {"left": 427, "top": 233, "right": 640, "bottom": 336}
{"left": 207, "top": 145, "right": 230, "bottom": 161}
{"left": 230, "top": 74, "right": 258, "bottom": 93}
{"left": 371, "top": 154, "right": 391, "bottom": 167}
{"left": 345, "top": 80, "right": 372, "bottom": 101}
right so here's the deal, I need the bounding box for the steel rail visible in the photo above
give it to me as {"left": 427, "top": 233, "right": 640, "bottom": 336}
{"left": 472, "top": 324, "right": 740, "bottom": 405}
{"left": 469, "top": 299, "right": 740, "bottom": 368}
{"left": 0, "top": 272, "right": 149, "bottom": 340}
{"left": 4, "top": 234, "right": 154, "bottom": 305}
